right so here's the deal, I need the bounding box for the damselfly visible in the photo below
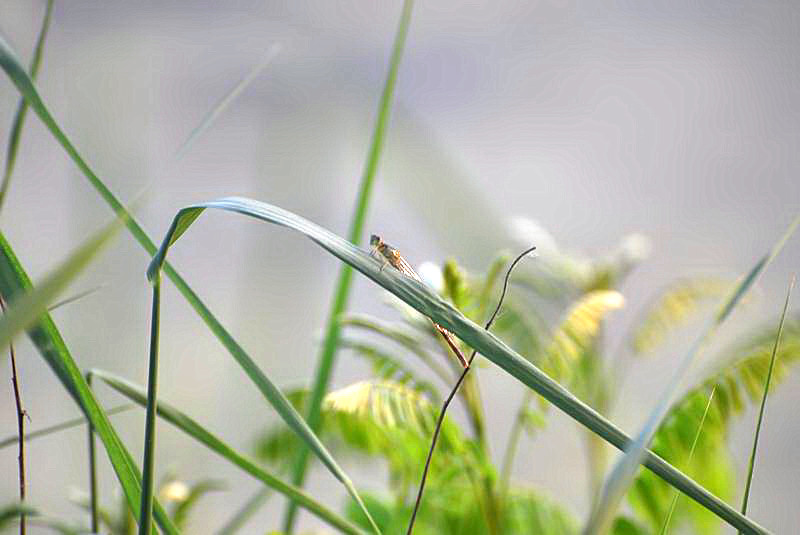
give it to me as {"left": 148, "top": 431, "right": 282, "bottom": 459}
{"left": 370, "top": 234, "right": 469, "bottom": 368}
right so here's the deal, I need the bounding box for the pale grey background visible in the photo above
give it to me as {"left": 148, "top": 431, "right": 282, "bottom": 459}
{"left": 1, "top": 1, "right": 798, "bottom": 533}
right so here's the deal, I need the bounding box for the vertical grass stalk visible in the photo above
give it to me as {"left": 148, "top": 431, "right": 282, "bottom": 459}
{"left": 86, "top": 372, "right": 99, "bottom": 534}
{"left": 283, "top": 0, "right": 415, "bottom": 531}
{"left": 138, "top": 280, "right": 162, "bottom": 535}
{"left": 738, "top": 276, "right": 794, "bottom": 532}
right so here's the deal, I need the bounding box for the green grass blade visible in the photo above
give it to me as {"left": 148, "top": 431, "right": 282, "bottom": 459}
{"left": 739, "top": 276, "right": 794, "bottom": 530}
{"left": 658, "top": 386, "right": 716, "bottom": 535}
{"left": 90, "top": 369, "right": 366, "bottom": 535}
{"left": 147, "top": 196, "right": 773, "bottom": 535}
{"left": 0, "top": 217, "right": 123, "bottom": 349}
{"left": 215, "top": 488, "right": 273, "bottom": 535}
{"left": 0, "top": 0, "right": 54, "bottom": 212}
{"left": 173, "top": 44, "right": 281, "bottom": 160}
{"left": 0, "top": 404, "right": 132, "bottom": 450}
{"left": 138, "top": 282, "right": 162, "bottom": 535}
{"left": 0, "top": 232, "right": 177, "bottom": 535}
{"left": 583, "top": 216, "right": 797, "bottom": 535}
{"left": 0, "top": 30, "right": 370, "bottom": 531}
{"left": 284, "top": 0, "right": 414, "bottom": 530}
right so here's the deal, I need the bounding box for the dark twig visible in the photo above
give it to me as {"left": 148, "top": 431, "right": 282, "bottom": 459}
{"left": 2, "top": 296, "right": 28, "bottom": 535}
{"left": 406, "top": 246, "right": 535, "bottom": 534}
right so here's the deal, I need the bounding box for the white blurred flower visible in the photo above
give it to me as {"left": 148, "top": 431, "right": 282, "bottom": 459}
{"left": 417, "top": 261, "right": 444, "bottom": 292}
{"left": 618, "top": 233, "right": 652, "bottom": 263}
{"left": 160, "top": 480, "right": 190, "bottom": 503}
{"left": 508, "top": 216, "right": 558, "bottom": 255}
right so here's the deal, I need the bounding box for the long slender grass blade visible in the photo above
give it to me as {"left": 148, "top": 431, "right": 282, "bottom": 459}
{"left": 658, "top": 386, "right": 716, "bottom": 535}
{"left": 0, "top": 216, "right": 123, "bottom": 348}
{"left": 583, "top": 217, "right": 798, "bottom": 535}
{"left": 0, "top": 30, "right": 373, "bottom": 532}
{"left": 285, "top": 0, "right": 415, "bottom": 530}
{"left": 147, "top": 196, "right": 774, "bottom": 535}
{"left": 90, "top": 369, "right": 366, "bottom": 535}
{"left": 0, "top": 0, "right": 54, "bottom": 212}
{"left": 0, "top": 404, "right": 132, "bottom": 450}
{"left": 0, "top": 232, "right": 177, "bottom": 535}
{"left": 173, "top": 44, "right": 281, "bottom": 161}
{"left": 739, "top": 276, "right": 794, "bottom": 531}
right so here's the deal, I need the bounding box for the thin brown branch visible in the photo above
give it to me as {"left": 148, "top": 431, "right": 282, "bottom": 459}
{"left": 406, "top": 246, "right": 535, "bottom": 535}
{"left": 2, "top": 296, "right": 27, "bottom": 535}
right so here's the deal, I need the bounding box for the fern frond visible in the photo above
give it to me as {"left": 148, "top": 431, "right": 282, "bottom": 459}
{"left": 324, "top": 380, "right": 437, "bottom": 436}
{"left": 630, "top": 277, "right": 730, "bottom": 355}
{"left": 339, "top": 338, "right": 441, "bottom": 402}
{"left": 545, "top": 290, "right": 625, "bottom": 379}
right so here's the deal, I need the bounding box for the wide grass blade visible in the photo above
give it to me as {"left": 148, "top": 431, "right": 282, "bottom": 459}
{"left": 285, "top": 0, "right": 415, "bottom": 530}
{"left": 0, "top": 0, "right": 54, "bottom": 212}
{"left": 90, "top": 369, "right": 366, "bottom": 535}
{"left": 739, "top": 276, "right": 794, "bottom": 530}
{"left": 0, "top": 217, "right": 123, "bottom": 349}
{"left": 0, "top": 233, "right": 177, "bottom": 535}
{"left": 0, "top": 29, "right": 376, "bottom": 533}
{"left": 583, "top": 217, "right": 798, "bottom": 535}
{"left": 148, "top": 196, "right": 772, "bottom": 534}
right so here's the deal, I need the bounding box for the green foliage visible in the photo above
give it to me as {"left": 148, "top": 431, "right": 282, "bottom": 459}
{"left": 545, "top": 290, "right": 624, "bottom": 382}
{"left": 342, "top": 488, "right": 579, "bottom": 535}
{"left": 629, "top": 317, "right": 800, "bottom": 534}
{"left": 631, "top": 278, "right": 731, "bottom": 355}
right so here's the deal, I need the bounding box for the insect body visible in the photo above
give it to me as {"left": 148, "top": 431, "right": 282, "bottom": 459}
{"left": 370, "top": 234, "right": 469, "bottom": 368}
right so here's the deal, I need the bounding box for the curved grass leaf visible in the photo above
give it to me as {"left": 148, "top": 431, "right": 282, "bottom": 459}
{"left": 148, "top": 196, "right": 771, "bottom": 534}
{"left": 0, "top": 0, "right": 54, "bottom": 212}
{"left": 0, "top": 233, "right": 177, "bottom": 534}
{"left": 90, "top": 369, "right": 367, "bottom": 535}
{"left": 584, "top": 216, "right": 798, "bottom": 535}
{"left": 341, "top": 313, "right": 452, "bottom": 384}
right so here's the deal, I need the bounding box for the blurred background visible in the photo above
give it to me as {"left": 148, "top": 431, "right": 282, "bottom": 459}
{"left": 1, "top": 0, "right": 798, "bottom": 533}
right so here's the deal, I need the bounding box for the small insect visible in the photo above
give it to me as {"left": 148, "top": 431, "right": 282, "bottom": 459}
{"left": 370, "top": 234, "right": 469, "bottom": 368}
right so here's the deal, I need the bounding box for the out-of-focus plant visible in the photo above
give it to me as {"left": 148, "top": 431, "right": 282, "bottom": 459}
{"left": 253, "top": 221, "right": 796, "bottom": 535}
{"left": 69, "top": 475, "right": 223, "bottom": 534}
